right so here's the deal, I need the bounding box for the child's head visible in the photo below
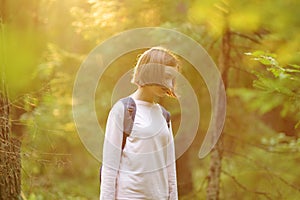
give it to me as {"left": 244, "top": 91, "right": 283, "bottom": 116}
{"left": 131, "top": 47, "right": 180, "bottom": 97}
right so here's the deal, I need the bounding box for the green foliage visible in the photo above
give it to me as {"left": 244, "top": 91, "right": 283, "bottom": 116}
{"left": 252, "top": 51, "right": 299, "bottom": 124}
{"left": 225, "top": 50, "right": 300, "bottom": 198}
{"left": 188, "top": 0, "right": 300, "bottom": 65}
{"left": 2, "top": 0, "right": 299, "bottom": 199}
{"left": 229, "top": 51, "right": 300, "bottom": 131}
{"left": 0, "top": 24, "right": 44, "bottom": 98}
{"left": 261, "top": 133, "right": 300, "bottom": 153}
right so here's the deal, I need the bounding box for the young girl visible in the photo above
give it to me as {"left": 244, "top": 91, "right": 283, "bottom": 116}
{"left": 100, "top": 47, "right": 179, "bottom": 200}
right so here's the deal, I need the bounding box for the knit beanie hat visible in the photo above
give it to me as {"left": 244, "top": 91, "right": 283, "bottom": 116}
{"left": 132, "top": 63, "right": 178, "bottom": 97}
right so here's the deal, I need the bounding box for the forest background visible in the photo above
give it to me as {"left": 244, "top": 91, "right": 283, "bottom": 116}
{"left": 0, "top": 0, "right": 300, "bottom": 199}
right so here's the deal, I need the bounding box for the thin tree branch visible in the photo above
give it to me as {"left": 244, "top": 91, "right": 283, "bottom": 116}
{"left": 224, "top": 149, "right": 300, "bottom": 192}
{"left": 222, "top": 170, "right": 272, "bottom": 200}
{"left": 232, "top": 32, "right": 261, "bottom": 44}
{"left": 224, "top": 134, "right": 299, "bottom": 154}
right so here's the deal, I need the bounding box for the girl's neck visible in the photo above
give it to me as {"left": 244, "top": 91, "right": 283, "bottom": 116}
{"left": 132, "top": 87, "right": 156, "bottom": 103}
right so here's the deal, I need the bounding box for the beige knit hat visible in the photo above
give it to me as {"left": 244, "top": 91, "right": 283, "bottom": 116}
{"left": 132, "top": 63, "right": 178, "bottom": 97}
{"left": 131, "top": 47, "right": 179, "bottom": 97}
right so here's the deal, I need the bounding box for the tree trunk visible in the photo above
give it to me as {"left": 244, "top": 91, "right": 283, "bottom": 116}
{"left": 206, "top": 141, "right": 223, "bottom": 200}
{"left": 206, "top": 25, "right": 231, "bottom": 200}
{"left": 0, "top": 85, "right": 21, "bottom": 200}
{"left": 177, "top": 151, "right": 193, "bottom": 196}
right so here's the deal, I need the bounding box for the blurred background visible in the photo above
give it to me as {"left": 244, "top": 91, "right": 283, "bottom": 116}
{"left": 0, "top": 0, "right": 299, "bottom": 199}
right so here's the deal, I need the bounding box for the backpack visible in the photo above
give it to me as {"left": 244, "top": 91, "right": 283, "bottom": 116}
{"left": 100, "top": 96, "right": 170, "bottom": 182}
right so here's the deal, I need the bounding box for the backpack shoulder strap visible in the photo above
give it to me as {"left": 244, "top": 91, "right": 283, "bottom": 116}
{"left": 100, "top": 97, "right": 136, "bottom": 182}
{"left": 120, "top": 96, "right": 136, "bottom": 149}
{"left": 159, "top": 105, "right": 171, "bottom": 128}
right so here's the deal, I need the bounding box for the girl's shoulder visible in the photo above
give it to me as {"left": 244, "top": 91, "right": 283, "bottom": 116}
{"left": 109, "top": 99, "right": 125, "bottom": 116}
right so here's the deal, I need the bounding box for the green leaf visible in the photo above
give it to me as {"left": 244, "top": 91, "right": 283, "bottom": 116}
{"left": 267, "top": 67, "right": 282, "bottom": 77}
{"left": 288, "top": 64, "right": 300, "bottom": 69}
{"left": 295, "top": 120, "right": 300, "bottom": 129}
{"left": 285, "top": 68, "right": 300, "bottom": 73}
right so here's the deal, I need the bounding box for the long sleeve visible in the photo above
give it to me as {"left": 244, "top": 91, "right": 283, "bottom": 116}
{"left": 100, "top": 102, "right": 124, "bottom": 200}
{"left": 167, "top": 121, "right": 178, "bottom": 200}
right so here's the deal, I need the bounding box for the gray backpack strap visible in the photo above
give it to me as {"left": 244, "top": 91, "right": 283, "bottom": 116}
{"left": 120, "top": 96, "right": 136, "bottom": 150}
{"left": 160, "top": 105, "right": 171, "bottom": 128}
{"left": 100, "top": 97, "right": 136, "bottom": 182}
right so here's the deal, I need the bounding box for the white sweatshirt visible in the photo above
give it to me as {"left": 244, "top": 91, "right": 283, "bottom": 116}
{"left": 100, "top": 98, "right": 178, "bottom": 200}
